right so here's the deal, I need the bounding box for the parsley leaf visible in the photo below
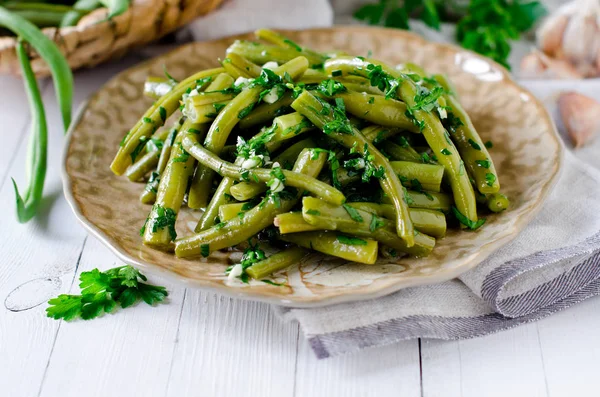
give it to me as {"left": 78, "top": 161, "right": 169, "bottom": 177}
{"left": 369, "top": 214, "right": 386, "bottom": 232}
{"left": 485, "top": 172, "right": 496, "bottom": 187}
{"left": 342, "top": 204, "right": 364, "bottom": 222}
{"left": 46, "top": 266, "right": 168, "bottom": 321}
{"left": 337, "top": 235, "right": 368, "bottom": 246}
{"left": 452, "top": 206, "right": 486, "bottom": 230}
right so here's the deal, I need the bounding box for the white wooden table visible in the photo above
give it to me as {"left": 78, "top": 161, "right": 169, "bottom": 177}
{"left": 1, "top": 56, "right": 600, "bottom": 397}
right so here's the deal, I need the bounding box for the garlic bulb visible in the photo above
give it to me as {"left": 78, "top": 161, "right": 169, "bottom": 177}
{"left": 558, "top": 91, "right": 600, "bottom": 148}
{"left": 536, "top": 0, "right": 600, "bottom": 78}
{"left": 520, "top": 50, "right": 583, "bottom": 79}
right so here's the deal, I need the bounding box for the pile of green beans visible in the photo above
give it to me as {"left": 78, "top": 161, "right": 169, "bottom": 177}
{"left": 3, "top": 1, "right": 131, "bottom": 223}
{"left": 113, "top": 29, "right": 510, "bottom": 283}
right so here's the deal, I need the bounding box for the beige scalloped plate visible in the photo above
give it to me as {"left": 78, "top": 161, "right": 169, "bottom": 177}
{"left": 62, "top": 27, "right": 563, "bottom": 307}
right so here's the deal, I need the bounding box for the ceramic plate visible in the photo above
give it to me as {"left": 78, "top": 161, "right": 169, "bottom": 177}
{"left": 62, "top": 26, "right": 563, "bottom": 307}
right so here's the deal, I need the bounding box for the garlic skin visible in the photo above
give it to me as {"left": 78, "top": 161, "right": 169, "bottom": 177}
{"left": 520, "top": 50, "right": 583, "bottom": 79}
{"left": 536, "top": 0, "right": 600, "bottom": 78}
{"left": 558, "top": 91, "right": 600, "bottom": 148}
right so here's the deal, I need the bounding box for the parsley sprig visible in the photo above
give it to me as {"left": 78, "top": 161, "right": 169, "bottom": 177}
{"left": 46, "top": 266, "right": 168, "bottom": 321}
{"left": 354, "top": 0, "right": 546, "bottom": 69}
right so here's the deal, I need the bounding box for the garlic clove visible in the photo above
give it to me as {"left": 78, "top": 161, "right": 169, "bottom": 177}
{"left": 558, "top": 91, "right": 600, "bottom": 148}
{"left": 537, "top": 14, "right": 569, "bottom": 57}
{"left": 520, "top": 51, "right": 583, "bottom": 79}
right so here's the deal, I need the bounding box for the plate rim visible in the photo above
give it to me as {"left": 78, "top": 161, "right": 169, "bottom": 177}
{"left": 61, "top": 26, "right": 565, "bottom": 308}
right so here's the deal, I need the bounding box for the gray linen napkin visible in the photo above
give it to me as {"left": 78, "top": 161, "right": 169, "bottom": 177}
{"left": 276, "top": 83, "right": 600, "bottom": 358}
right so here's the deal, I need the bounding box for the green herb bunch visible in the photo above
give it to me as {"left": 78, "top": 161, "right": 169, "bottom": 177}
{"left": 47, "top": 265, "right": 168, "bottom": 321}
{"left": 354, "top": 0, "right": 546, "bottom": 69}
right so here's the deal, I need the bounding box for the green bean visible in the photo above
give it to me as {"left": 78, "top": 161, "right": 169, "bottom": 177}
{"left": 182, "top": 134, "right": 344, "bottom": 206}
{"left": 140, "top": 171, "right": 160, "bottom": 205}
{"left": 324, "top": 57, "right": 478, "bottom": 224}
{"left": 191, "top": 57, "right": 309, "bottom": 208}
{"left": 246, "top": 247, "right": 309, "bottom": 279}
{"left": 125, "top": 149, "right": 160, "bottom": 182}
{"left": 238, "top": 92, "right": 294, "bottom": 129}
{"left": 111, "top": 67, "right": 222, "bottom": 175}
{"left": 347, "top": 203, "right": 446, "bottom": 238}
{"left": 486, "top": 193, "right": 510, "bottom": 213}
{"left": 254, "top": 29, "right": 328, "bottom": 66}
{"left": 225, "top": 52, "right": 262, "bottom": 78}
{"left": 382, "top": 141, "right": 422, "bottom": 162}
{"left": 302, "top": 197, "right": 434, "bottom": 257}
{"left": 291, "top": 90, "right": 415, "bottom": 247}
{"left": 275, "top": 212, "right": 321, "bottom": 234}
{"left": 143, "top": 77, "right": 176, "bottom": 99}
{"left": 99, "top": 0, "right": 130, "bottom": 19}
{"left": 222, "top": 59, "right": 251, "bottom": 79}
{"left": 141, "top": 120, "right": 199, "bottom": 250}
{"left": 218, "top": 203, "right": 248, "bottom": 222}
{"left": 403, "top": 190, "right": 453, "bottom": 211}
{"left": 11, "top": 41, "right": 48, "bottom": 223}
{"left": 227, "top": 40, "right": 326, "bottom": 68}
{"left": 433, "top": 83, "right": 500, "bottom": 194}
{"left": 281, "top": 231, "right": 379, "bottom": 265}
{"left": 335, "top": 91, "right": 418, "bottom": 132}
{"left": 390, "top": 161, "right": 444, "bottom": 192}
{"left": 175, "top": 148, "right": 327, "bottom": 258}
{"left": 2, "top": 8, "right": 74, "bottom": 222}
{"left": 176, "top": 74, "right": 233, "bottom": 209}
{"left": 229, "top": 182, "right": 267, "bottom": 202}
{"left": 361, "top": 125, "right": 398, "bottom": 143}
{"left": 3, "top": 3, "right": 72, "bottom": 27}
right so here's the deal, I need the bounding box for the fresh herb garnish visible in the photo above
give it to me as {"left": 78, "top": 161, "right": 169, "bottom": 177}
{"left": 485, "top": 172, "right": 496, "bottom": 187}
{"left": 468, "top": 139, "right": 481, "bottom": 150}
{"left": 306, "top": 209, "right": 321, "bottom": 216}
{"left": 369, "top": 214, "right": 386, "bottom": 232}
{"left": 342, "top": 204, "right": 364, "bottom": 222}
{"left": 452, "top": 206, "right": 486, "bottom": 230}
{"left": 475, "top": 159, "right": 491, "bottom": 168}
{"left": 46, "top": 266, "right": 168, "bottom": 321}
{"left": 441, "top": 148, "right": 452, "bottom": 155}
{"left": 337, "top": 235, "right": 368, "bottom": 245}
{"left": 485, "top": 140, "right": 494, "bottom": 149}
{"left": 200, "top": 244, "right": 210, "bottom": 257}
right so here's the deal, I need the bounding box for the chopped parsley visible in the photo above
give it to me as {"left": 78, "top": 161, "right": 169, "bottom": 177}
{"left": 369, "top": 214, "right": 385, "bottom": 232}
{"left": 485, "top": 172, "right": 496, "bottom": 187}
{"left": 332, "top": 69, "right": 343, "bottom": 77}
{"left": 475, "top": 159, "right": 491, "bottom": 168}
{"left": 342, "top": 204, "right": 364, "bottom": 222}
{"left": 441, "top": 148, "right": 452, "bottom": 155}
{"left": 140, "top": 204, "right": 177, "bottom": 241}
{"left": 306, "top": 209, "right": 321, "bottom": 216}
{"left": 337, "top": 235, "right": 368, "bottom": 245}
{"left": 468, "top": 139, "right": 481, "bottom": 150}
{"left": 200, "top": 244, "right": 210, "bottom": 257}
{"left": 485, "top": 140, "right": 493, "bottom": 149}
{"left": 452, "top": 206, "right": 485, "bottom": 230}
{"left": 159, "top": 106, "right": 167, "bottom": 123}
{"left": 317, "top": 79, "right": 347, "bottom": 97}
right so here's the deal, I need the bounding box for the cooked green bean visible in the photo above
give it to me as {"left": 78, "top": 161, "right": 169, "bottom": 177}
{"left": 291, "top": 90, "right": 415, "bottom": 247}
{"left": 238, "top": 92, "right": 294, "bottom": 129}
{"left": 486, "top": 193, "right": 510, "bottom": 213}
{"left": 255, "top": 29, "right": 328, "bottom": 66}
{"left": 190, "top": 56, "right": 309, "bottom": 209}
{"left": 275, "top": 212, "right": 321, "bottom": 234}
{"left": 227, "top": 39, "right": 327, "bottom": 68}
{"left": 324, "top": 56, "right": 479, "bottom": 224}
{"left": 390, "top": 161, "right": 444, "bottom": 192}
{"left": 111, "top": 67, "right": 222, "bottom": 175}
{"left": 301, "top": 197, "right": 434, "bottom": 256}
{"left": 403, "top": 190, "right": 453, "bottom": 211}
{"left": 125, "top": 149, "right": 160, "bottom": 182}
{"left": 175, "top": 148, "right": 327, "bottom": 258}
{"left": 335, "top": 91, "right": 418, "bottom": 132}
{"left": 433, "top": 81, "right": 500, "bottom": 194}
{"left": 246, "top": 247, "right": 309, "bottom": 280}
{"left": 141, "top": 120, "right": 199, "bottom": 250}
{"left": 382, "top": 141, "right": 422, "bottom": 162}
{"left": 347, "top": 202, "right": 446, "bottom": 238}
{"left": 186, "top": 74, "right": 237, "bottom": 209}
{"left": 218, "top": 203, "right": 248, "bottom": 222}
{"left": 281, "top": 231, "right": 379, "bottom": 265}
{"left": 182, "top": 134, "right": 345, "bottom": 205}
{"left": 225, "top": 52, "right": 263, "bottom": 78}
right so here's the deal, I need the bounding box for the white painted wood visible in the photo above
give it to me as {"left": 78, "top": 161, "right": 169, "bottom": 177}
{"left": 166, "top": 292, "right": 299, "bottom": 397}
{"left": 536, "top": 297, "right": 600, "bottom": 397}
{"left": 421, "top": 324, "right": 549, "bottom": 397}
{"left": 294, "top": 336, "right": 421, "bottom": 397}
{"left": 39, "top": 237, "right": 185, "bottom": 397}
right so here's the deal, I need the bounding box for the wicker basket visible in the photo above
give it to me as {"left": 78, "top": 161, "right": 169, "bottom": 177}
{"left": 0, "top": 0, "right": 224, "bottom": 76}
